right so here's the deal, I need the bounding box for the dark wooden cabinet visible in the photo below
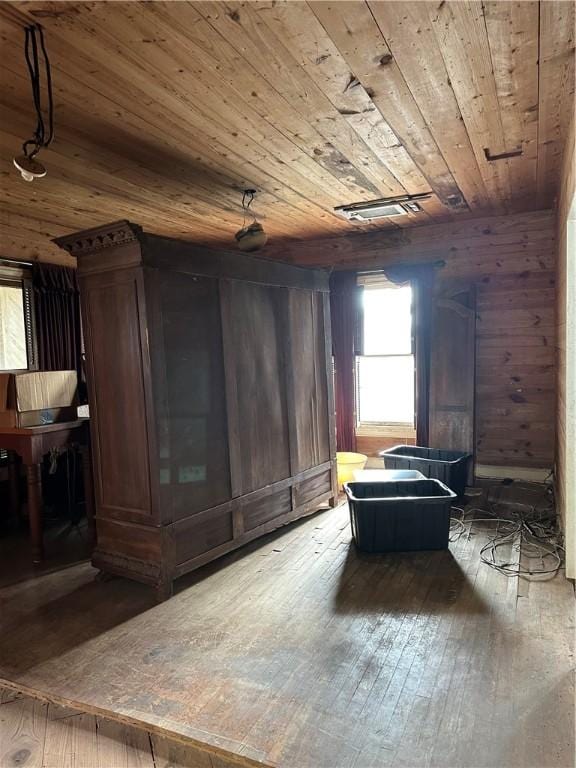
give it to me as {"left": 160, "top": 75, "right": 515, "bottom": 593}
{"left": 55, "top": 221, "right": 336, "bottom": 599}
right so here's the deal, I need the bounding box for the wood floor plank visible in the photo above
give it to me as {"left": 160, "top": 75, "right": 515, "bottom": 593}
{"left": 0, "top": 693, "right": 47, "bottom": 768}
{"left": 150, "top": 733, "right": 212, "bottom": 768}
{"left": 95, "top": 718, "right": 155, "bottom": 768}
{"left": 0, "top": 687, "right": 249, "bottom": 768}
{"left": 42, "top": 704, "right": 98, "bottom": 768}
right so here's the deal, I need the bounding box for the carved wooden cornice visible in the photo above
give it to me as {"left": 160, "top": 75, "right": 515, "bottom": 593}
{"left": 53, "top": 220, "right": 144, "bottom": 257}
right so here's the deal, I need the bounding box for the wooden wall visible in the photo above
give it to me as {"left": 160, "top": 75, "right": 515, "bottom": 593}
{"left": 356, "top": 431, "right": 416, "bottom": 459}
{"left": 556, "top": 113, "right": 575, "bottom": 578}
{"left": 10, "top": 206, "right": 558, "bottom": 475}
{"left": 270, "top": 209, "right": 557, "bottom": 473}
{"left": 0, "top": 221, "right": 74, "bottom": 266}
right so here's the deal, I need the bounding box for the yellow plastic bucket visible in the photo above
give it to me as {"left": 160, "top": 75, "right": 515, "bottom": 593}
{"left": 336, "top": 452, "right": 368, "bottom": 488}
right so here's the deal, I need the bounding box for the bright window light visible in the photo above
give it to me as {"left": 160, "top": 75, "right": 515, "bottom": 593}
{"left": 357, "top": 283, "right": 415, "bottom": 426}
{"left": 0, "top": 283, "right": 27, "bottom": 370}
{"left": 363, "top": 285, "right": 412, "bottom": 355}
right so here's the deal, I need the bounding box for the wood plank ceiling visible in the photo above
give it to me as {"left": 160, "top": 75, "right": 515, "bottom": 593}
{"left": 0, "top": 0, "right": 573, "bottom": 264}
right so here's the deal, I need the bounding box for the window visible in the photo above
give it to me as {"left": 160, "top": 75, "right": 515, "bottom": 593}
{"left": 0, "top": 282, "right": 27, "bottom": 369}
{"left": 356, "top": 279, "right": 415, "bottom": 426}
{"left": 0, "top": 262, "right": 37, "bottom": 371}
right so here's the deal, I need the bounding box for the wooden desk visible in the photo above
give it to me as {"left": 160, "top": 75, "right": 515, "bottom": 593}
{"left": 0, "top": 420, "right": 94, "bottom": 563}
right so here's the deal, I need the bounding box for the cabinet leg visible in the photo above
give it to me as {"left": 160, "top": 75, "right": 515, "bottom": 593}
{"left": 26, "top": 463, "right": 43, "bottom": 563}
{"left": 154, "top": 580, "right": 174, "bottom": 603}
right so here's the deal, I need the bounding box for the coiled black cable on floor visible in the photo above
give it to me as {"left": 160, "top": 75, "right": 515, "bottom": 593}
{"left": 449, "top": 481, "right": 564, "bottom": 579}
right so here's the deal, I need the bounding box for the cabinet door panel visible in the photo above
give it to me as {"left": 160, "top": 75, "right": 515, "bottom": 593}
{"left": 286, "top": 289, "right": 331, "bottom": 473}
{"left": 174, "top": 502, "right": 234, "bottom": 565}
{"left": 152, "top": 271, "right": 231, "bottom": 520}
{"left": 82, "top": 271, "right": 153, "bottom": 520}
{"left": 220, "top": 280, "right": 290, "bottom": 495}
{"left": 429, "top": 283, "right": 476, "bottom": 483}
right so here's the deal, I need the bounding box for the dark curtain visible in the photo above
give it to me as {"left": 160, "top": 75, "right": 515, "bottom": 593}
{"left": 329, "top": 271, "right": 363, "bottom": 452}
{"left": 32, "top": 263, "right": 83, "bottom": 380}
{"left": 383, "top": 262, "right": 440, "bottom": 447}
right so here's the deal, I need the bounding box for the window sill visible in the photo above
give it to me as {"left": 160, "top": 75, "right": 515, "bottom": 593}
{"left": 356, "top": 423, "right": 416, "bottom": 439}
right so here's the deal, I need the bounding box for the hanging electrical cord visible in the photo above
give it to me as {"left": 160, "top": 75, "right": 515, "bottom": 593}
{"left": 13, "top": 24, "right": 54, "bottom": 182}
{"left": 242, "top": 189, "right": 256, "bottom": 228}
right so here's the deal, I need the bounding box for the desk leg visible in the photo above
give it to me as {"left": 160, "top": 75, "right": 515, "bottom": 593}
{"left": 26, "top": 463, "right": 43, "bottom": 563}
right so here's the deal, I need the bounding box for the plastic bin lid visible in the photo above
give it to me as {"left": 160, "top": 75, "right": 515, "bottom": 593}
{"left": 344, "top": 478, "right": 457, "bottom": 502}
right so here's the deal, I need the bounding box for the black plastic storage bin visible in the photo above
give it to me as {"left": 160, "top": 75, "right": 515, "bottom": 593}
{"left": 344, "top": 479, "right": 456, "bottom": 553}
{"left": 380, "top": 445, "right": 471, "bottom": 497}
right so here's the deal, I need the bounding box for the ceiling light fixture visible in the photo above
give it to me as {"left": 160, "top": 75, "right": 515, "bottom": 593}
{"left": 335, "top": 192, "right": 431, "bottom": 222}
{"left": 235, "top": 189, "right": 267, "bottom": 252}
{"left": 13, "top": 24, "right": 54, "bottom": 182}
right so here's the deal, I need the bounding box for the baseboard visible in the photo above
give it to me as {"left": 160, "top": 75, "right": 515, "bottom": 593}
{"left": 474, "top": 464, "right": 552, "bottom": 483}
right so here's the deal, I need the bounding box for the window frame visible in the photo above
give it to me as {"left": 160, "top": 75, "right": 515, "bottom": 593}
{"left": 0, "top": 260, "right": 38, "bottom": 372}
{"left": 355, "top": 276, "right": 416, "bottom": 430}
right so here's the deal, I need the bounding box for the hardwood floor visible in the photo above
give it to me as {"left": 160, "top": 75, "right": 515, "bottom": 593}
{"left": 0, "top": 687, "right": 240, "bottom": 768}
{"left": 0, "top": 492, "right": 573, "bottom": 768}
{"left": 0, "top": 517, "right": 92, "bottom": 589}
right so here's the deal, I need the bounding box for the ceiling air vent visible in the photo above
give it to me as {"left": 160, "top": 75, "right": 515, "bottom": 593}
{"left": 335, "top": 193, "right": 431, "bottom": 222}
{"left": 338, "top": 202, "right": 406, "bottom": 221}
